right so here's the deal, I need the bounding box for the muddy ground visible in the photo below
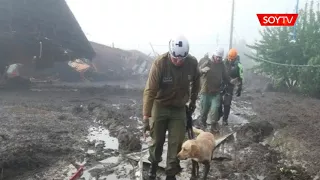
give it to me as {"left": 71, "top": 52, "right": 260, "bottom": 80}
{"left": 0, "top": 85, "right": 143, "bottom": 180}
{"left": 0, "top": 70, "right": 319, "bottom": 180}
{"left": 243, "top": 72, "right": 320, "bottom": 178}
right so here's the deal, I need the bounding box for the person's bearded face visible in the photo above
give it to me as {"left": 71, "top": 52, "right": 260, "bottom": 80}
{"left": 170, "top": 56, "right": 185, "bottom": 66}
{"left": 212, "top": 55, "right": 223, "bottom": 63}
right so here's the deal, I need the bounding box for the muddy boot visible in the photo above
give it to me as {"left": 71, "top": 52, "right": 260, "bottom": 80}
{"left": 198, "top": 119, "right": 207, "bottom": 130}
{"left": 218, "top": 105, "right": 223, "bottom": 121}
{"left": 222, "top": 117, "right": 228, "bottom": 126}
{"left": 201, "top": 122, "right": 207, "bottom": 130}
{"left": 148, "top": 163, "right": 158, "bottom": 180}
{"left": 165, "top": 175, "right": 177, "bottom": 180}
{"left": 210, "top": 122, "right": 219, "bottom": 133}
{"left": 222, "top": 105, "right": 231, "bottom": 126}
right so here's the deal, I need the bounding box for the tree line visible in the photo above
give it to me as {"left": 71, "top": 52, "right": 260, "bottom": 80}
{"left": 245, "top": 0, "right": 320, "bottom": 97}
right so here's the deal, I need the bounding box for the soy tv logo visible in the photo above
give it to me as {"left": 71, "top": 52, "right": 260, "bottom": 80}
{"left": 257, "top": 14, "right": 298, "bottom": 26}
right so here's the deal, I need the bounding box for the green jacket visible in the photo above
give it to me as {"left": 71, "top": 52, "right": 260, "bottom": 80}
{"left": 143, "top": 52, "right": 200, "bottom": 117}
{"left": 224, "top": 59, "right": 243, "bottom": 92}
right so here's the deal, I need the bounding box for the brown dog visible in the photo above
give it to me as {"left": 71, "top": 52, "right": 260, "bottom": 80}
{"left": 177, "top": 131, "right": 215, "bottom": 180}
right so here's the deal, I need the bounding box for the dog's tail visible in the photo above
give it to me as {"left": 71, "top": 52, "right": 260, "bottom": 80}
{"left": 192, "top": 127, "right": 204, "bottom": 136}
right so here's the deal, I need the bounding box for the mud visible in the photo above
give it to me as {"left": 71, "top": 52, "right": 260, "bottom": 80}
{"left": 235, "top": 120, "right": 274, "bottom": 148}
{"left": 0, "top": 84, "right": 143, "bottom": 180}
{"left": 241, "top": 71, "right": 320, "bottom": 177}
{"left": 0, "top": 70, "right": 319, "bottom": 180}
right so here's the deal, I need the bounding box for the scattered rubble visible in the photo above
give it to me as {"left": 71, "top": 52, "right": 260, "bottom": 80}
{"left": 0, "top": 70, "right": 319, "bottom": 180}
{"left": 91, "top": 42, "right": 152, "bottom": 79}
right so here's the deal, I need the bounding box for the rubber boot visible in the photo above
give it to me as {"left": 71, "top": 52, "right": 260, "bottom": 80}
{"left": 199, "top": 118, "right": 207, "bottom": 130}
{"left": 210, "top": 121, "right": 219, "bottom": 133}
{"left": 223, "top": 105, "right": 231, "bottom": 125}
{"left": 218, "top": 105, "right": 223, "bottom": 120}
{"left": 165, "top": 175, "right": 177, "bottom": 180}
{"left": 222, "top": 118, "right": 228, "bottom": 125}
{"left": 148, "top": 163, "right": 158, "bottom": 180}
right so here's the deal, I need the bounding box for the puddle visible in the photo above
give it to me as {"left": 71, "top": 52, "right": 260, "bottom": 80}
{"left": 129, "top": 116, "right": 140, "bottom": 121}
{"left": 232, "top": 100, "right": 256, "bottom": 116}
{"left": 77, "top": 156, "right": 132, "bottom": 180}
{"left": 228, "top": 113, "right": 249, "bottom": 124}
{"left": 80, "top": 158, "right": 133, "bottom": 180}
{"left": 205, "top": 113, "right": 249, "bottom": 126}
{"left": 100, "top": 156, "right": 119, "bottom": 164}
{"left": 257, "top": 175, "right": 266, "bottom": 180}
{"left": 104, "top": 174, "right": 118, "bottom": 179}
{"left": 111, "top": 104, "right": 121, "bottom": 109}
{"left": 68, "top": 125, "right": 134, "bottom": 180}
{"left": 70, "top": 97, "right": 285, "bottom": 180}
{"left": 30, "top": 88, "right": 78, "bottom": 92}
{"left": 87, "top": 126, "right": 119, "bottom": 150}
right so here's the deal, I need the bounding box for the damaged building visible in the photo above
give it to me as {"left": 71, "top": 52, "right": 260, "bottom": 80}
{"left": 0, "top": 0, "right": 153, "bottom": 84}
{"left": 90, "top": 42, "right": 153, "bottom": 80}
{"left": 0, "top": 0, "right": 95, "bottom": 82}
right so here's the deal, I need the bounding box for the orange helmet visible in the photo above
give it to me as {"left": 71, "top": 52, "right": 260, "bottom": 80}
{"left": 228, "top": 48, "right": 238, "bottom": 61}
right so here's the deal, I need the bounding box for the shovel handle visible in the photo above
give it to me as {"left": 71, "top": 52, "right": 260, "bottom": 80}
{"left": 69, "top": 165, "right": 84, "bottom": 180}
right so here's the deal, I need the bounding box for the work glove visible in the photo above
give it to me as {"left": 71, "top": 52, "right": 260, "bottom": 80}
{"left": 200, "top": 67, "right": 210, "bottom": 73}
{"left": 188, "top": 101, "right": 196, "bottom": 113}
{"left": 220, "top": 84, "right": 226, "bottom": 94}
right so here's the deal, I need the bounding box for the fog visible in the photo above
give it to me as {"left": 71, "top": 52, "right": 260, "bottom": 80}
{"left": 66, "top": 0, "right": 303, "bottom": 59}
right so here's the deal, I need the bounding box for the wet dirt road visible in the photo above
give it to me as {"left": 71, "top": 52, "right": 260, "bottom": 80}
{"left": 1, "top": 71, "right": 319, "bottom": 180}
{"left": 0, "top": 85, "right": 143, "bottom": 180}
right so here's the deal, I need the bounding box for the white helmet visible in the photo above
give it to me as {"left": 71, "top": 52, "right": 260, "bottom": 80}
{"left": 168, "top": 35, "right": 189, "bottom": 59}
{"left": 213, "top": 47, "right": 224, "bottom": 57}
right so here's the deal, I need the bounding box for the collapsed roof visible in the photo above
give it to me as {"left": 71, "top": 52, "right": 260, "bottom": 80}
{"left": 0, "top": 0, "right": 95, "bottom": 66}
{"left": 91, "top": 42, "right": 152, "bottom": 75}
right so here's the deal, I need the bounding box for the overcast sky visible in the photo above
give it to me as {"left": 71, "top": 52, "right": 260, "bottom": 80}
{"left": 66, "top": 0, "right": 303, "bottom": 59}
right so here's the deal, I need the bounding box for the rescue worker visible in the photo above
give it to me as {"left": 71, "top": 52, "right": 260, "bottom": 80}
{"left": 198, "top": 47, "right": 230, "bottom": 132}
{"left": 219, "top": 48, "right": 243, "bottom": 125}
{"left": 142, "top": 35, "right": 200, "bottom": 180}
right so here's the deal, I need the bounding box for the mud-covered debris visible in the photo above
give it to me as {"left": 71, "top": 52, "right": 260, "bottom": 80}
{"left": 95, "top": 140, "right": 105, "bottom": 149}
{"left": 87, "top": 140, "right": 96, "bottom": 147}
{"left": 266, "top": 165, "right": 313, "bottom": 180}
{"left": 236, "top": 121, "right": 274, "bottom": 148}
{"left": 117, "top": 129, "right": 142, "bottom": 153}
{"left": 255, "top": 89, "right": 262, "bottom": 93}
{"left": 87, "top": 164, "right": 112, "bottom": 175}
{"left": 58, "top": 114, "right": 68, "bottom": 120}
{"left": 236, "top": 143, "right": 281, "bottom": 178}
{"left": 72, "top": 105, "right": 84, "bottom": 114}
{"left": 96, "top": 107, "right": 110, "bottom": 120}
{"left": 88, "top": 102, "right": 102, "bottom": 112}
{"left": 0, "top": 134, "right": 9, "bottom": 140}
{"left": 2, "top": 77, "right": 31, "bottom": 90}
{"left": 264, "top": 82, "right": 274, "bottom": 92}
{"left": 212, "top": 153, "right": 232, "bottom": 161}
{"left": 108, "top": 119, "right": 122, "bottom": 130}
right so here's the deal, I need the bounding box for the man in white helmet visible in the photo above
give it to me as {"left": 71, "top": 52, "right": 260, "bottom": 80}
{"left": 198, "top": 47, "right": 230, "bottom": 132}
{"left": 142, "top": 35, "right": 200, "bottom": 180}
